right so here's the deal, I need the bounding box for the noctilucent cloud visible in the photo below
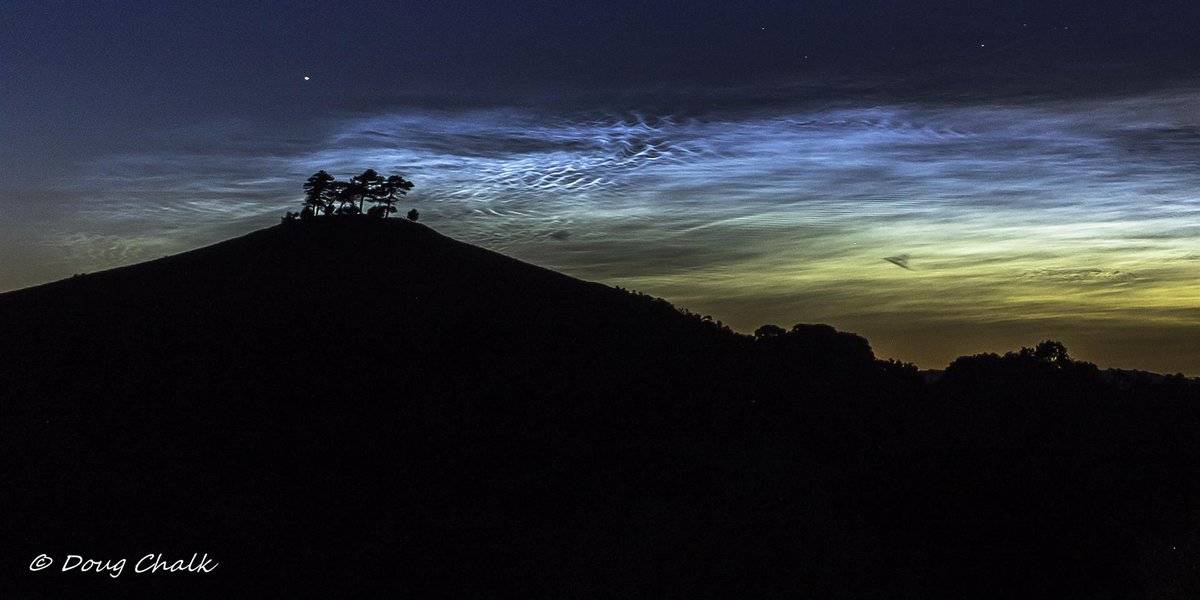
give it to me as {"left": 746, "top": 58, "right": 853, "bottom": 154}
{"left": 2, "top": 1, "right": 1198, "bottom": 373}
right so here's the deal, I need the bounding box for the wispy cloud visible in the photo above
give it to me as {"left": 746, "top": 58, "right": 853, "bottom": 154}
{"left": 12, "top": 87, "right": 1200, "bottom": 372}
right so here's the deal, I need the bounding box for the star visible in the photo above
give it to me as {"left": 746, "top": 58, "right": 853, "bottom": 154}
{"left": 303, "top": 75, "right": 311, "bottom": 81}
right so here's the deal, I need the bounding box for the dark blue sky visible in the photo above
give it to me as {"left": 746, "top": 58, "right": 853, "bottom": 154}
{"left": 2, "top": 1, "right": 1200, "bottom": 372}
{"left": 3, "top": 1, "right": 1196, "bottom": 188}
{"left": 4, "top": 1, "right": 1195, "bottom": 132}
{"left": 3, "top": 0, "right": 1193, "bottom": 204}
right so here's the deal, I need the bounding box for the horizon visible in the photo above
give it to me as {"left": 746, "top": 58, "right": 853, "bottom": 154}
{"left": 3, "top": 1, "right": 1199, "bottom": 375}
{"left": 9, "top": 215, "right": 1197, "bottom": 377}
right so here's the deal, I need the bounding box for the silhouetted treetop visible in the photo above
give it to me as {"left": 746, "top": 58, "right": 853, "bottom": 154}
{"left": 1022, "top": 340, "right": 1071, "bottom": 366}
{"left": 754, "top": 324, "right": 786, "bottom": 339}
{"left": 941, "top": 339, "right": 1101, "bottom": 390}
{"left": 751, "top": 322, "right": 880, "bottom": 375}
{"left": 302, "top": 170, "right": 336, "bottom": 217}
{"left": 289, "top": 169, "right": 416, "bottom": 221}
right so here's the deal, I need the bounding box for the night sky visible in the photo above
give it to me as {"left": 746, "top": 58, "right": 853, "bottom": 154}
{"left": 3, "top": 1, "right": 1199, "bottom": 373}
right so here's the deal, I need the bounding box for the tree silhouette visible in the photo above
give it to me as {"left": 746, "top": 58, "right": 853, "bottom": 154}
{"left": 351, "top": 169, "right": 384, "bottom": 214}
{"left": 333, "top": 179, "right": 358, "bottom": 214}
{"left": 302, "top": 170, "right": 336, "bottom": 217}
{"left": 1026, "top": 340, "right": 1070, "bottom": 366}
{"left": 407, "top": 208, "right": 419, "bottom": 221}
{"left": 373, "top": 175, "right": 414, "bottom": 218}
{"left": 293, "top": 169, "right": 416, "bottom": 220}
{"left": 754, "top": 324, "right": 786, "bottom": 339}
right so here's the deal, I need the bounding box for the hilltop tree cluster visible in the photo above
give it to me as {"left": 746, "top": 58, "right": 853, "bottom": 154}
{"left": 290, "top": 169, "right": 417, "bottom": 220}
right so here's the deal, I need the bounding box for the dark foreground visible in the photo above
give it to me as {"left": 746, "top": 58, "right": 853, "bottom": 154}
{"left": 2, "top": 218, "right": 1198, "bottom": 598}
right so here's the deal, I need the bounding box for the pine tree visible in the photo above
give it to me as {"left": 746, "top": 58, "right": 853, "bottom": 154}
{"left": 302, "top": 170, "right": 336, "bottom": 216}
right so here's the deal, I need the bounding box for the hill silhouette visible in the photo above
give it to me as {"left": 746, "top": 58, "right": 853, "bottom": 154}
{"left": 2, "top": 218, "right": 1198, "bottom": 598}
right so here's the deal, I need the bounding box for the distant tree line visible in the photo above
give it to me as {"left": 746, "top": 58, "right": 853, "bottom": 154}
{"left": 285, "top": 169, "right": 418, "bottom": 221}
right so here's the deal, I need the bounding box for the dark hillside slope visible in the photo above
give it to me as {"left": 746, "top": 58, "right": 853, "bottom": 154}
{"left": 0, "top": 218, "right": 898, "bottom": 597}
{"left": 3, "top": 217, "right": 1199, "bottom": 599}
{"left": 1, "top": 217, "right": 746, "bottom": 402}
